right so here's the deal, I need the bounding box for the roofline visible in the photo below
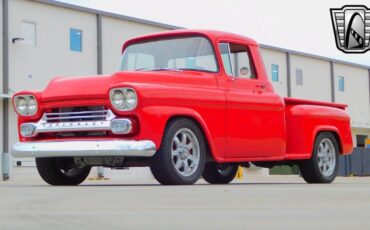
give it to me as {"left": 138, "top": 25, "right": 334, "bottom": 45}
{"left": 36, "top": 0, "right": 370, "bottom": 70}
{"left": 260, "top": 44, "right": 370, "bottom": 70}
{"left": 34, "top": 0, "right": 183, "bottom": 30}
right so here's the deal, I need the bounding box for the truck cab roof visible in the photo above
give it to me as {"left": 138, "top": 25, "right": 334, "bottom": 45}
{"left": 122, "top": 29, "right": 259, "bottom": 53}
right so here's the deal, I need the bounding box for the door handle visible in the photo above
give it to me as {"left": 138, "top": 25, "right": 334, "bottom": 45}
{"left": 255, "top": 84, "right": 266, "bottom": 89}
{"left": 254, "top": 84, "right": 266, "bottom": 94}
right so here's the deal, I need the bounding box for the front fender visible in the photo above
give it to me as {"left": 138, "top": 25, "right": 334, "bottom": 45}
{"left": 136, "top": 105, "right": 225, "bottom": 162}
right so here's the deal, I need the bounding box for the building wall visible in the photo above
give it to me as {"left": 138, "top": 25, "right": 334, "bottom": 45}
{"left": 289, "top": 54, "right": 332, "bottom": 102}
{"left": 101, "top": 16, "right": 166, "bottom": 74}
{"left": 0, "top": 100, "right": 3, "bottom": 173}
{"left": 260, "top": 48, "right": 288, "bottom": 97}
{"left": 8, "top": 0, "right": 98, "bottom": 92}
{"left": 0, "top": 0, "right": 3, "bottom": 94}
{"left": 333, "top": 63, "right": 370, "bottom": 126}
{"left": 7, "top": 0, "right": 99, "bottom": 161}
{"left": 1, "top": 0, "right": 4, "bottom": 172}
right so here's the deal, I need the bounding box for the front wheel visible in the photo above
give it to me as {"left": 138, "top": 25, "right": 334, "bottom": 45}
{"left": 299, "top": 132, "right": 339, "bottom": 183}
{"left": 149, "top": 118, "right": 206, "bottom": 185}
{"left": 36, "top": 157, "right": 91, "bottom": 186}
{"left": 202, "top": 163, "right": 238, "bottom": 184}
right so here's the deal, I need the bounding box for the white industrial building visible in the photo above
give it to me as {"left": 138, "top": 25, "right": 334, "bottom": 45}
{"left": 1, "top": 0, "right": 369, "bottom": 180}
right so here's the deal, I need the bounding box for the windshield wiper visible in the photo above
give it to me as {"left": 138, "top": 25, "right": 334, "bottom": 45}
{"left": 134, "top": 67, "right": 183, "bottom": 72}
{"left": 134, "top": 67, "right": 149, "bottom": 71}
{"left": 151, "top": 68, "right": 183, "bottom": 72}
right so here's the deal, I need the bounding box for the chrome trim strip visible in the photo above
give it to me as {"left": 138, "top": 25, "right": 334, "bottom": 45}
{"left": 46, "top": 114, "right": 108, "bottom": 121}
{"left": 23, "top": 120, "right": 113, "bottom": 135}
{"left": 44, "top": 110, "right": 108, "bottom": 116}
{"left": 11, "top": 140, "right": 157, "bottom": 158}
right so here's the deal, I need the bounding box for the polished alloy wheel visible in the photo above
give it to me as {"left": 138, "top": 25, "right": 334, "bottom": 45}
{"left": 317, "top": 138, "right": 336, "bottom": 177}
{"left": 171, "top": 128, "right": 200, "bottom": 177}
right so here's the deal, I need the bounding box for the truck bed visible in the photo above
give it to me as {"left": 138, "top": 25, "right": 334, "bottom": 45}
{"left": 284, "top": 97, "right": 347, "bottom": 109}
{"left": 284, "top": 97, "right": 353, "bottom": 158}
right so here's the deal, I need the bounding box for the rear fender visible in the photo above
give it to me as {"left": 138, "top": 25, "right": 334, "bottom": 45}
{"left": 285, "top": 104, "right": 353, "bottom": 159}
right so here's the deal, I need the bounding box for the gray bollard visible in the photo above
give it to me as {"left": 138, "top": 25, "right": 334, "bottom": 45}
{"left": 2, "top": 153, "right": 10, "bottom": 181}
{"left": 97, "top": 166, "right": 104, "bottom": 179}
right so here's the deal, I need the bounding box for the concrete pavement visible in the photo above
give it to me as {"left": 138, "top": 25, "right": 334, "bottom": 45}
{"left": 1, "top": 167, "right": 370, "bottom": 230}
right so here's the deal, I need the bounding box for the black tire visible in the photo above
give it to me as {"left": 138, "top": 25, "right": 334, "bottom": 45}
{"left": 202, "top": 163, "right": 238, "bottom": 184}
{"left": 299, "top": 132, "right": 339, "bottom": 183}
{"left": 36, "top": 157, "right": 91, "bottom": 186}
{"left": 149, "top": 118, "right": 206, "bottom": 185}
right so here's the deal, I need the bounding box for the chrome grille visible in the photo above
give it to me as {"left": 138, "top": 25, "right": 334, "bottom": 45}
{"left": 21, "top": 106, "right": 125, "bottom": 138}
{"left": 46, "top": 106, "right": 112, "bottom": 122}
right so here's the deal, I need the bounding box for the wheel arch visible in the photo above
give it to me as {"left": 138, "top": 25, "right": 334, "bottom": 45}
{"left": 313, "top": 127, "right": 343, "bottom": 154}
{"left": 166, "top": 114, "right": 220, "bottom": 162}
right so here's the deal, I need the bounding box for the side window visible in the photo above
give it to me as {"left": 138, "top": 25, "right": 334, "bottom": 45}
{"left": 70, "top": 28, "right": 83, "bottom": 52}
{"left": 271, "top": 64, "right": 279, "bottom": 82}
{"left": 219, "top": 43, "right": 256, "bottom": 79}
{"left": 219, "top": 43, "right": 233, "bottom": 76}
{"left": 338, "top": 76, "right": 345, "bottom": 92}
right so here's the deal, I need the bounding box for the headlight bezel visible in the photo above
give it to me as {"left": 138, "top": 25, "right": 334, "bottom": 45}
{"left": 14, "top": 94, "right": 39, "bottom": 116}
{"left": 109, "top": 87, "right": 138, "bottom": 111}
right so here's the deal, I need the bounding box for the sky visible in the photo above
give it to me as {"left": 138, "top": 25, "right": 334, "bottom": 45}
{"left": 58, "top": 0, "right": 370, "bottom": 67}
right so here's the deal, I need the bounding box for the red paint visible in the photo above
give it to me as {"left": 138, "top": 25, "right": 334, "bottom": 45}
{"left": 13, "top": 29, "right": 353, "bottom": 163}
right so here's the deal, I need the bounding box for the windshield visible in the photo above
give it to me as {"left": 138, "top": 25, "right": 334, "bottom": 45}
{"left": 119, "top": 36, "right": 218, "bottom": 73}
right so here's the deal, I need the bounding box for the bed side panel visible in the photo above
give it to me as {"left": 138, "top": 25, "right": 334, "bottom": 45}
{"left": 285, "top": 104, "right": 353, "bottom": 160}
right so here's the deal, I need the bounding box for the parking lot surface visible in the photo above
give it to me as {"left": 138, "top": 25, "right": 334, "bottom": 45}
{"left": 1, "top": 168, "right": 370, "bottom": 230}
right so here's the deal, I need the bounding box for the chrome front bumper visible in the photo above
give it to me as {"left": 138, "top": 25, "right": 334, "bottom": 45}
{"left": 11, "top": 140, "right": 157, "bottom": 158}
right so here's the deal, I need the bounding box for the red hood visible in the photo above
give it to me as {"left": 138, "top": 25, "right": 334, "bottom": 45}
{"left": 41, "top": 75, "right": 111, "bottom": 102}
{"left": 41, "top": 71, "right": 216, "bottom": 102}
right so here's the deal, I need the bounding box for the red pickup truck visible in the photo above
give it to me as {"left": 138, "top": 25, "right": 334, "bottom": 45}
{"left": 11, "top": 30, "right": 353, "bottom": 186}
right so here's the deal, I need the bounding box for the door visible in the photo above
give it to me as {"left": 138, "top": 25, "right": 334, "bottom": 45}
{"left": 219, "top": 42, "right": 286, "bottom": 159}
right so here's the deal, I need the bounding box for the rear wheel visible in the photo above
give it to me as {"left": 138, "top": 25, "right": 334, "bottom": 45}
{"left": 149, "top": 118, "right": 206, "bottom": 185}
{"left": 299, "top": 132, "right": 339, "bottom": 183}
{"left": 36, "top": 157, "right": 91, "bottom": 186}
{"left": 202, "top": 163, "right": 238, "bottom": 184}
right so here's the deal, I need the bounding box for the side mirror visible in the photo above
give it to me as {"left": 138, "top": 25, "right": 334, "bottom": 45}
{"left": 239, "top": 67, "right": 250, "bottom": 76}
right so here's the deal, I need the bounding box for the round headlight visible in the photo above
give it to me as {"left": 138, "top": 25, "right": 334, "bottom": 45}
{"left": 125, "top": 90, "right": 137, "bottom": 107}
{"left": 110, "top": 88, "right": 137, "bottom": 111}
{"left": 14, "top": 95, "right": 38, "bottom": 116}
{"left": 27, "top": 97, "right": 38, "bottom": 114}
{"left": 17, "top": 97, "right": 28, "bottom": 114}
{"left": 112, "top": 90, "right": 125, "bottom": 107}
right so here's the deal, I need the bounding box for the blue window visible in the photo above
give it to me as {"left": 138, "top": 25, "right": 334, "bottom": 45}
{"left": 70, "top": 28, "right": 82, "bottom": 52}
{"left": 271, "top": 64, "right": 279, "bottom": 82}
{"left": 338, "top": 76, "right": 345, "bottom": 92}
